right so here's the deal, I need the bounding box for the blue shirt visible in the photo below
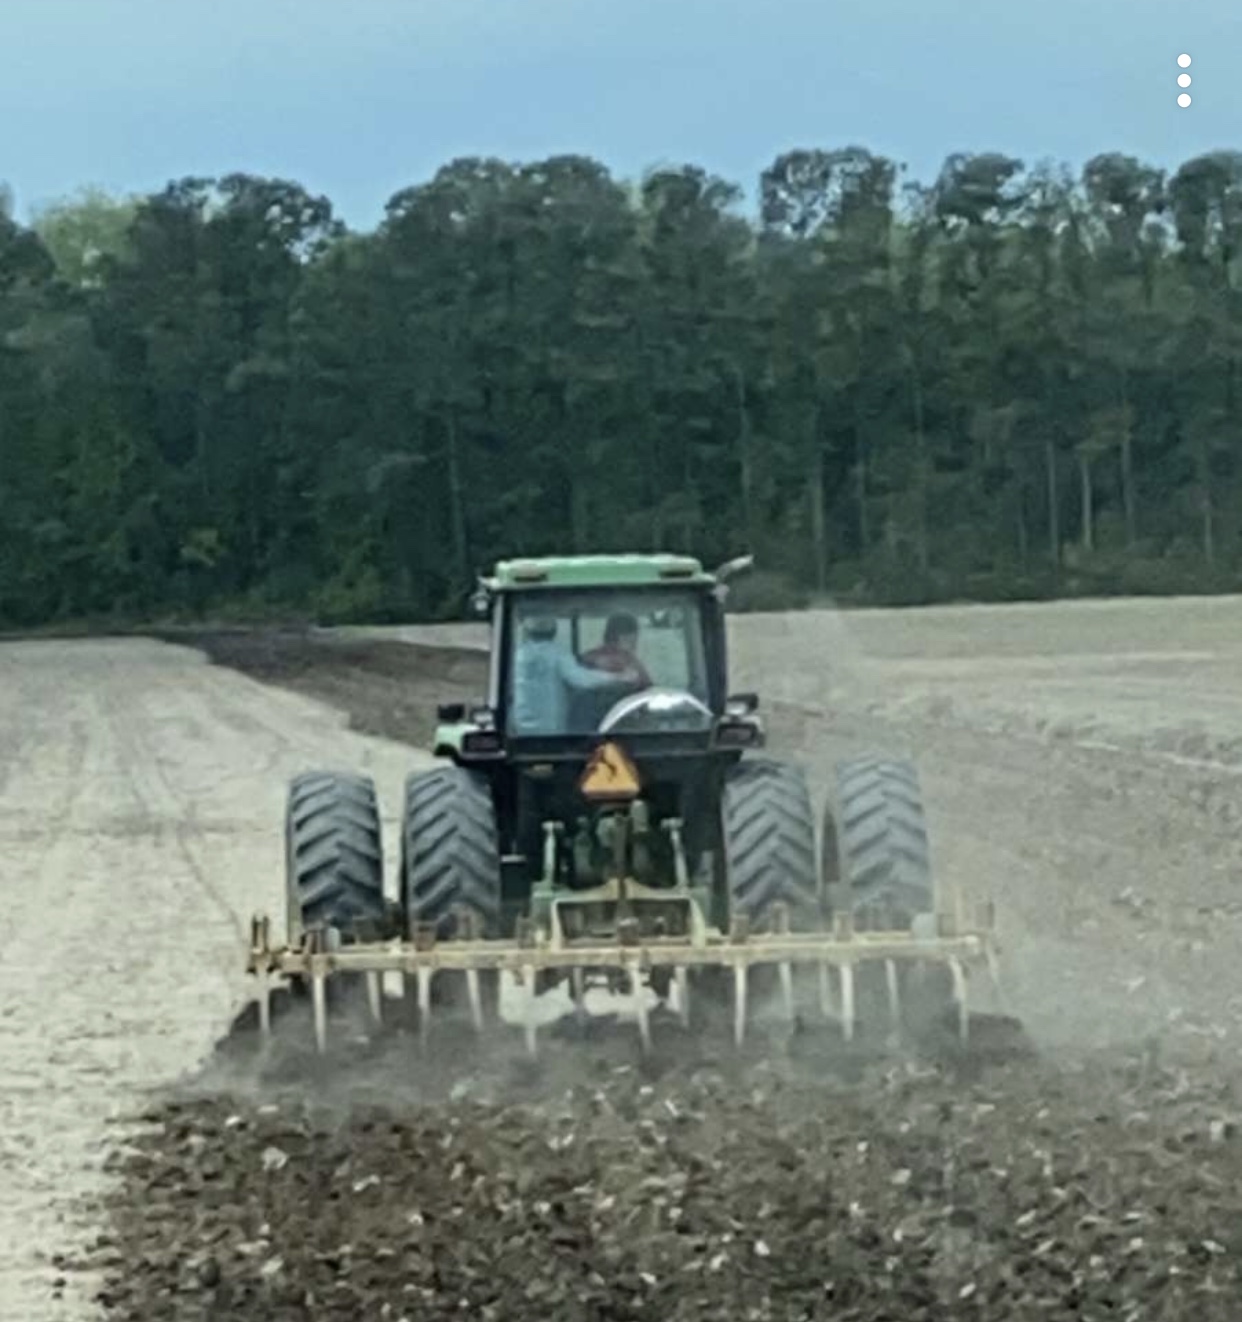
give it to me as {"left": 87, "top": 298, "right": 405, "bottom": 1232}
{"left": 511, "top": 640, "right": 624, "bottom": 734}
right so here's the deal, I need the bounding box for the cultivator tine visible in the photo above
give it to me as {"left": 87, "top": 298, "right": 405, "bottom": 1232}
{"left": 818, "top": 963, "right": 834, "bottom": 1018}
{"left": 249, "top": 918, "right": 274, "bottom": 1039}
{"left": 779, "top": 963, "right": 795, "bottom": 1020}
{"left": 673, "top": 966, "right": 690, "bottom": 1028}
{"left": 569, "top": 966, "right": 588, "bottom": 1029}
{"left": 948, "top": 958, "right": 969, "bottom": 1042}
{"left": 450, "top": 911, "right": 487, "bottom": 1034}
{"left": 522, "top": 963, "right": 539, "bottom": 1056}
{"left": 415, "top": 969, "right": 433, "bottom": 1042}
{"left": 311, "top": 970, "right": 327, "bottom": 1054}
{"left": 299, "top": 927, "right": 329, "bottom": 1053}
{"left": 365, "top": 972, "right": 383, "bottom": 1027}
{"left": 257, "top": 970, "right": 272, "bottom": 1038}
{"left": 729, "top": 914, "right": 750, "bottom": 1046}
{"left": 840, "top": 963, "right": 856, "bottom": 1042}
{"left": 979, "top": 901, "right": 1007, "bottom": 1012}
{"left": 885, "top": 959, "right": 901, "bottom": 1035}
{"left": 985, "top": 944, "right": 1002, "bottom": 996}
{"left": 772, "top": 903, "right": 795, "bottom": 1020}
{"left": 733, "top": 963, "right": 748, "bottom": 1047}
{"left": 630, "top": 962, "right": 651, "bottom": 1052}
{"left": 465, "top": 969, "right": 485, "bottom": 1033}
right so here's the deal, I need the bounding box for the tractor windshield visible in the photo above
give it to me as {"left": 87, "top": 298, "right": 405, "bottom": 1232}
{"left": 506, "top": 588, "right": 710, "bottom": 736}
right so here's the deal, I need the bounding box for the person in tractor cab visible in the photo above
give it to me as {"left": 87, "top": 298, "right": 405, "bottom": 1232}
{"left": 582, "top": 612, "right": 654, "bottom": 689}
{"left": 511, "top": 614, "right": 640, "bottom": 735}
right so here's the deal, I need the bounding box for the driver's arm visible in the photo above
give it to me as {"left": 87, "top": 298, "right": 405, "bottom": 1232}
{"left": 557, "top": 652, "right": 635, "bottom": 690}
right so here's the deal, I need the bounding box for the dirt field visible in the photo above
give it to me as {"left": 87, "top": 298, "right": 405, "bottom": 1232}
{"left": 0, "top": 638, "right": 437, "bottom": 1320}
{"left": 9, "top": 597, "right": 1242, "bottom": 1318}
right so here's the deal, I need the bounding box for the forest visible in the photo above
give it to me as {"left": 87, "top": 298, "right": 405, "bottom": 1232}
{"left": 1, "top": 144, "right": 1240, "bottom": 626}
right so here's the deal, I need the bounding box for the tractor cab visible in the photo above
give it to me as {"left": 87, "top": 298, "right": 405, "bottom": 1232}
{"left": 430, "top": 553, "right": 765, "bottom": 915}
{"left": 433, "top": 553, "right": 763, "bottom": 766}
{"left": 508, "top": 590, "right": 709, "bottom": 736}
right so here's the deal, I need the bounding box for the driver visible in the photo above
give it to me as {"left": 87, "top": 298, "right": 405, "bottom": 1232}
{"left": 512, "top": 614, "right": 640, "bottom": 734}
{"left": 582, "top": 611, "right": 653, "bottom": 689}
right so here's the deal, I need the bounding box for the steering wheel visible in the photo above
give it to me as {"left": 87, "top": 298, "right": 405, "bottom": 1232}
{"left": 598, "top": 688, "right": 715, "bottom": 735}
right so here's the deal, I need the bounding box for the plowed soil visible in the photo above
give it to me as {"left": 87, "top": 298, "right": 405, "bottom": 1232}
{"left": 10, "top": 598, "right": 1242, "bottom": 1319}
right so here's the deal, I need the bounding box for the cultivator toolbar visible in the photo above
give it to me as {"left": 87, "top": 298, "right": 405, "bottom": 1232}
{"left": 246, "top": 896, "right": 1001, "bottom": 1056}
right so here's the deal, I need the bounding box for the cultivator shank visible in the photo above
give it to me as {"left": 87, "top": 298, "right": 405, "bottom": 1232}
{"left": 246, "top": 895, "right": 1000, "bottom": 1055}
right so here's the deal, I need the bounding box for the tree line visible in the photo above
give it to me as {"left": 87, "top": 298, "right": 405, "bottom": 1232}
{"left": 1, "top": 145, "right": 1240, "bottom": 627}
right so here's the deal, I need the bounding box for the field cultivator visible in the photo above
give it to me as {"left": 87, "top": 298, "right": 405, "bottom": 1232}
{"left": 247, "top": 897, "right": 1000, "bottom": 1056}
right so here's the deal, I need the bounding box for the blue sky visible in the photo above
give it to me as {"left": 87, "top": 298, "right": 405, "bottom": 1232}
{"left": 4, "top": 0, "right": 1238, "bottom": 230}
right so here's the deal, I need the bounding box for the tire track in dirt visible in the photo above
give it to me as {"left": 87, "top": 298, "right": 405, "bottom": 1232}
{"left": 0, "top": 638, "right": 435, "bottom": 1321}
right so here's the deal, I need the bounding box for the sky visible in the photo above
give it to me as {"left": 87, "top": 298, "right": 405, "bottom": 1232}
{"left": 4, "top": 0, "right": 1240, "bottom": 231}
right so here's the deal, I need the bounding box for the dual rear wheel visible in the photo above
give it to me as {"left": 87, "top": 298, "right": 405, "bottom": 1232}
{"left": 284, "top": 764, "right": 502, "bottom": 1024}
{"left": 717, "top": 753, "right": 944, "bottom": 1039}
{"left": 719, "top": 753, "right": 935, "bottom": 930}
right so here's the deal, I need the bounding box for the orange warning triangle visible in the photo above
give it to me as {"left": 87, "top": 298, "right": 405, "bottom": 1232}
{"left": 579, "top": 740, "right": 641, "bottom": 801}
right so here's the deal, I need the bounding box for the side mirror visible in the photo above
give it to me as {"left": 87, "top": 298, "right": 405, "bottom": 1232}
{"left": 469, "top": 587, "right": 491, "bottom": 617}
{"left": 725, "top": 692, "right": 759, "bottom": 716}
{"left": 437, "top": 702, "right": 466, "bottom": 723}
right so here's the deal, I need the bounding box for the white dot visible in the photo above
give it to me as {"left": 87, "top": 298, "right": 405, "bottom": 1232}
{"left": 1178, "top": 73, "right": 1191, "bottom": 87}
{"left": 1177, "top": 53, "right": 1191, "bottom": 67}
{"left": 1178, "top": 93, "right": 1192, "bottom": 107}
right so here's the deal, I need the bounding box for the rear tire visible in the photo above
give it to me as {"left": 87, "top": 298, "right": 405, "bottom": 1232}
{"left": 822, "top": 755, "right": 949, "bottom": 1037}
{"left": 401, "top": 765, "right": 503, "bottom": 936}
{"left": 695, "top": 758, "right": 820, "bottom": 1032}
{"left": 285, "top": 770, "right": 387, "bottom": 943}
{"left": 400, "top": 764, "right": 502, "bottom": 1019}
{"left": 284, "top": 770, "right": 388, "bottom": 1015}
{"left": 823, "top": 755, "right": 934, "bottom": 926}
{"left": 720, "top": 757, "right": 821, "bottom": 929}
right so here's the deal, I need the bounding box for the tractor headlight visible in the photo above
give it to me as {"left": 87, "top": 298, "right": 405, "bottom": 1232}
{"left": 462, "top": 730, "right": 504, "bottom": 755}
{"left": 714, "top": 718, "right": 761, "bottom": 748}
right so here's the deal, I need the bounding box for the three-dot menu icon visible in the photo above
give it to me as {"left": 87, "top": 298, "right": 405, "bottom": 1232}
{"left": 1177, "top": 53, "right": 1191, "bottom": 107}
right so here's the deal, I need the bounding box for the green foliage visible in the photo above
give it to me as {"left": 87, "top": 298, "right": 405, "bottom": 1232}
{"left": 2, "top": 147, "right": 1242, "bottom": 630}
{"left": 30, "top": 187, "right": 138, "bottom": 287}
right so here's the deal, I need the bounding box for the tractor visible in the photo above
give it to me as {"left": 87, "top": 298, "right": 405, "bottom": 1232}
{"left": 248, "top": 553, "right": 998, "bottom": 1052}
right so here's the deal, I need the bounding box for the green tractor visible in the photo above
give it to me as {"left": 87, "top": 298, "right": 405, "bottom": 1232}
{"left": 249, "top": 553, "right": 997, "bottom": 1052}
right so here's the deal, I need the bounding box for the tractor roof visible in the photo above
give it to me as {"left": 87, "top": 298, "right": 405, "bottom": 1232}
{"left": 488, "top": 554, "right": 714, "bottom": 591}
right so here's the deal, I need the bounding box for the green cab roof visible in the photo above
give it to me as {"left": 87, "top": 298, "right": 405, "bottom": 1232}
{"left": 489, "top": 554, "right": 714, "bottom": 590}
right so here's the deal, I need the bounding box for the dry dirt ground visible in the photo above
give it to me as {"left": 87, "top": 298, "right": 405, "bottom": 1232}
{"left": 8, "top": 597, "right": 1242, "bottom": 1318}
{"left": 0, "top": 638, "right": 437, "bottom": 1320}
